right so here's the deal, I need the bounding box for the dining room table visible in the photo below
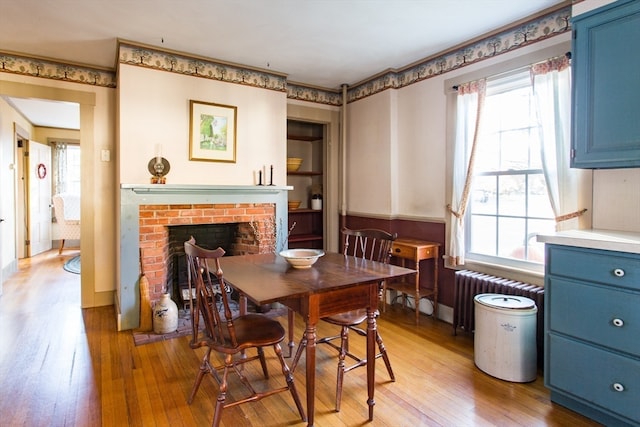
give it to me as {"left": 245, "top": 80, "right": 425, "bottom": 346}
{"left": 218, "top": 251, "right": 416, "bottom": 427}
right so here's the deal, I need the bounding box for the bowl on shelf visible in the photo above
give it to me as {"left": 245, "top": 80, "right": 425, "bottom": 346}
{"left": 288, "top": 200, "right": 301, "bottom": 210}
{"left": 279, "top": 249, "right": 325, "bottom": 269}
{"left": 287, "top": 157, "right": 303, "bottom": 172}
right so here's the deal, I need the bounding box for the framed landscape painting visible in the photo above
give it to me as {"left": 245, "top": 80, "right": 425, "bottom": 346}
{"left": 189, "top": 100, "right": 237, "bottom": 162}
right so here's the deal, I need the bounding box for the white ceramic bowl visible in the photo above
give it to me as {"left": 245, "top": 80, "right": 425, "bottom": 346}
{"left": 279, "top": 249, "right": 325, "bottom": 269}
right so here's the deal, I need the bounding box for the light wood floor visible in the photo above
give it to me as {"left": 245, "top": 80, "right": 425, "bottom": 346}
{"left": 0, "top": 250, "right": 600, "bottom": 427}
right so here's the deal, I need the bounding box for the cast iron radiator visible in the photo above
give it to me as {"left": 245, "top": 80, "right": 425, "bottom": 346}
{"left": 453, "top": 270, "right": 545, "bottom": 362}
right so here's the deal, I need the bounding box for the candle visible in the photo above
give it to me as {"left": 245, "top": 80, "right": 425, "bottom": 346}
{"left": 155, "top": 144, "right": 162, "bottom": 164}
{"left": 270, "top": 165, "right": 273, "bottom": 185}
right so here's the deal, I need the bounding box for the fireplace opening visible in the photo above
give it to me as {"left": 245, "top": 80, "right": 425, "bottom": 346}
{"left": 168, "top": 223, "right": 250, "bottom": 310}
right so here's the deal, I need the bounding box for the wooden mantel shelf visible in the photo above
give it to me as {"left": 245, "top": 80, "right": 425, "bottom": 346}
{"left": 121, "top": 184, "right": 293, "bottom": 195}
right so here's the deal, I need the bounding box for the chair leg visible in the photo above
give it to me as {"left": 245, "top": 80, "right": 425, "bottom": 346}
{"left": 287, "top": 308, "right": 295, "bottom": 357}
{"left": 376, "top": 331, "right": 395, "bottom": 381}
{"left": 188, "top": 348, "right": 212, "bottom": 404}
{"left": 382, "top": 283, "right": 387, "bottom": 313}
{"left": 274, "top": 343, "right": 307, "bottom": 422}
{"left": 257, "top": 347, "right": 269, "bottom": 379}
{"left": 335, "top": 326, "right": 350, "bottom": 412}
{"left": 211, "top": 354, "right": 232, "bottom": 427}
{"left": 58, "top": 239, "right": 65, "bottom": 255}
{"left": 290, "top": 335, "right": 306, "bottom": 373}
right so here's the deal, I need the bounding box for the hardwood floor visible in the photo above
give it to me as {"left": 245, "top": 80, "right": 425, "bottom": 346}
{"left": 0, "top": 250, "right": 600, "bottom": 426}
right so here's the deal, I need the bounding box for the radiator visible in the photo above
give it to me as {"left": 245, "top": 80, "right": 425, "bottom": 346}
{"left": 453, "top": 270, "right": 545, "bottom": 361}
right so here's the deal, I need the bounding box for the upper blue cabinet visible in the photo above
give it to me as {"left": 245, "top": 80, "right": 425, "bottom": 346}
{"left": 571, "top": 0, "right": 640, "bottom": 168}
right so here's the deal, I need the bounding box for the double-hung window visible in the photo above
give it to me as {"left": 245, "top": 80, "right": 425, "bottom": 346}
{"left": 448, "top": 54, "right": 579, "bottom": 271}
{"left": 467, "top": 70, "right": 553, "bottom": 267}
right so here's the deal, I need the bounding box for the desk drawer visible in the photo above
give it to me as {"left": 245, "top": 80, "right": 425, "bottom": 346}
{"left": 547, "top": 245, "right": 640, "bottom": 290}
{"left": 547, "top": 277, "right": 640, "bottom": 355}
{"left": 392, "top": 242, "right": 436, "bottom": 260}
{"left": 547, "top": 334, "right": 640, "bottom": 424}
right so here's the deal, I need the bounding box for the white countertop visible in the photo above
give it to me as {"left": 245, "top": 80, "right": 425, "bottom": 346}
{"left": 537, "top": 229, "right": 640, "bottom": 254}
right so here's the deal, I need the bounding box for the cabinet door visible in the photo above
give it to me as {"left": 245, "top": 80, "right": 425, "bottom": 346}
{"left": 571, "top": 0, "right": 640, "bottom": 168}
{"left": 547, "top": 334, "right": 640, "bottom": 425}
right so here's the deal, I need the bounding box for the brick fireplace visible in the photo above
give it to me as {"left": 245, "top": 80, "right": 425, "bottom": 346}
{"left": 139, "top": 203, "right": 275, "bottom": 303}
{"left": 119, "top": 184, "right": 291, "bottom": 331}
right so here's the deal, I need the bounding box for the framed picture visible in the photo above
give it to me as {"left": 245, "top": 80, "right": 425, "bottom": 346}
{"left": 189, "top": 100, "right": 237, "bottom": 163}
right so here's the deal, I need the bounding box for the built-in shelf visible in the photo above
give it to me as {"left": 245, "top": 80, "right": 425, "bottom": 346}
{"left": 286, "top": 120, "right": 325, "bottom": 250}
{"left": 289, "top": 208, "right": 322, "bottom": 214}
{"left": 287, "top": 134, "right": 322, "bottom": 142}
{"left": 287, "top": 171, "right": 322, "bottom": 176}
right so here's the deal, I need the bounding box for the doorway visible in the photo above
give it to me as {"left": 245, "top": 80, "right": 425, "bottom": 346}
{"left": 0, "top": 80, "right": 100, "bottom": 308}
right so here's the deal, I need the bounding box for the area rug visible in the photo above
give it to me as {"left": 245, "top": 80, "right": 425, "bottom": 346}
{"left": 63, "top": 255, "right": 81, "bottom": 274}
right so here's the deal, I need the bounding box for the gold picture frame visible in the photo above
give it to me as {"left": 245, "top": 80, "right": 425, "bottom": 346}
{"left": 189, "top": 100, "right": 237, "bottom": 163}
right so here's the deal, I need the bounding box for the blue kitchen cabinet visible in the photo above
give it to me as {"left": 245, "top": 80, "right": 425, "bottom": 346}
{"left": 571, "top": 0, "right": 640, "bottom": 168}
{"left": 544, "top": 244, "right": 640, "bottom": 426}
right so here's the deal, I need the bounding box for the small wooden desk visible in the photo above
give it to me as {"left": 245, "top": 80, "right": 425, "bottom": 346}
{"left": 219, "top": 252, "right": 415, "bottom": 427}
{"left": 384, "top": 238, "right": 440, "bottom": 325}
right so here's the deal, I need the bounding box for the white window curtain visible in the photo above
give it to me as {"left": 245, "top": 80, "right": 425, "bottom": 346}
{"left": 53, "top": 141, "right": 68, "bottom": 195}
{"left": 447, "top": 79, "right": 486, "bottom": 266}
{"left": 531, "top": 55, "right": 586, "bottom": 230}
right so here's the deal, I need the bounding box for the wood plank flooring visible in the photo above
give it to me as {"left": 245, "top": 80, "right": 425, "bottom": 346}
{"left": 0, "top": 250, "right": 601, "bottom": 426}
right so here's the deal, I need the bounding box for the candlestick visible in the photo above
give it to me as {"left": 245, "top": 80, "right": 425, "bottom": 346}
{"left": 258, "top": 170, "right": 263, "bottom": 185}
{"left": 269, "top": 164, "right": 273, "bottom": 185}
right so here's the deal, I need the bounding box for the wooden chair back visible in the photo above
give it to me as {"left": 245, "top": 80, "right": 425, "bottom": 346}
{"left": 184, "top": 237, "right": 237, "bottom": 350}
{"left": 341, "top": 227, "right": 397, "bottom": 264}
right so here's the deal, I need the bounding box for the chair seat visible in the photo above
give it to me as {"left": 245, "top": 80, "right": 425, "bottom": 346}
{"left": 219, "top": 314, "right": 286, "bottom": 351}
{"left": 323, "top": 309, "right": 383, "bottom": 327}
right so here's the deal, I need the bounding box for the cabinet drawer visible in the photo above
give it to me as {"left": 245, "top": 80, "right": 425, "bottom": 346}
{"left": 392, "top": 242, "right": 436, "bottom": 260}
{"left": 547, "top": 334, "right": 640, "bottom": 424}
{"left": 392, "top": 243, "right": 418, "bottom": 260}
{"left": 547, "top": 245, "right": 640, "bottom": 290}
{"left": 547, "top": 277, "right": 640, "bottom": 355}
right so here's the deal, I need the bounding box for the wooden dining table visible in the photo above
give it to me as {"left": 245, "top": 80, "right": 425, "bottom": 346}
{"left": 218, "top": 251, "right": 416, "bottom": 427}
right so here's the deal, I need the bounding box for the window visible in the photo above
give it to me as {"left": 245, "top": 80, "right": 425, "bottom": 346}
{"left": 52, "top": 141, "right": 80, "bottom": 195}
{"left": 466, "top": 70, "right": 553, "bottom": 267}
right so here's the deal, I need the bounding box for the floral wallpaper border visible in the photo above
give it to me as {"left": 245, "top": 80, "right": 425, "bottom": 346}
{"left": 0, "top": 51, "right": 116, "bottom": 88}
{"left": 118, "top": 42, "right": 288, "bottom": 92}
{"left": 0, "top": 6, "right": 570, "bottom": 107}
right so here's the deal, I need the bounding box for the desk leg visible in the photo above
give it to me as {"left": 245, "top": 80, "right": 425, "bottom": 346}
{"left": 305, "top": 320, "right": 317, "bottom": 427}
{"left": 367, "top": 305, "right": 376, "bottom": 421}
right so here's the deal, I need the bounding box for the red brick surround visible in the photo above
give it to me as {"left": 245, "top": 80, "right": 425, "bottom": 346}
{"left": 138, "top": 203, "right": 275, "bottom": 301}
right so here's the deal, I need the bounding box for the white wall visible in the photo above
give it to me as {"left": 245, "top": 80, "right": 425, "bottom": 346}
{"left": 346, "top": 89, "right": 394, "bottom": 216}
{"left": 118, "top": 64, "right": 288, "bottom": 186}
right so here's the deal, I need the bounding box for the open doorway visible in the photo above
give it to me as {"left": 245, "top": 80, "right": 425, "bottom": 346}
{"left": 8, "top": 98, "right": 80, "bottom": 259}
{"left": 0, "top": 81, "right": 108, "bottom": 310}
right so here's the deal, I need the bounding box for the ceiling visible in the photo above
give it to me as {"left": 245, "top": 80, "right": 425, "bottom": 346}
{"left": 0, "top": 0, "right": 566, "bottom": 129}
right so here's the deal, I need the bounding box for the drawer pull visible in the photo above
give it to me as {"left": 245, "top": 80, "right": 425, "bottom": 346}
{"left": 612, "top": 383, "right": 625, "bottom": 392}
{"left": 612, "top": 318, "right": 624, "bottom": 328}
{"left": 395, "top": 248, "right": 401, "bottom": 253}
{"left": 613, "top": 268, "right": 625, "bottom": 277}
